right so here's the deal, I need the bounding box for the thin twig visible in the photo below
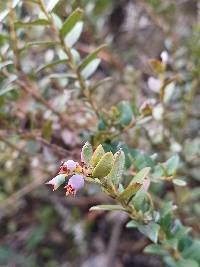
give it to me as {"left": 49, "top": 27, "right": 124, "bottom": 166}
{"left": 106, "top": 212, "right": 127, "bottom": 267}
{"left": 38, "top": 0, "right": 102, "bottom": 119}
{"left": 0, "top": 175, "right": 47, "bottom": 216}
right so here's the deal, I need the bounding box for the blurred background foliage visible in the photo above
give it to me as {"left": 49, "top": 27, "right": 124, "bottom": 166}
{"left": 0, "top": 0, "right": 200, "bottom": 266}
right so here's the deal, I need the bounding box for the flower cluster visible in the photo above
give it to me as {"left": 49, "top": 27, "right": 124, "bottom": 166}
{"left": 46, "top": 160, "right": 85, "bottom": 196}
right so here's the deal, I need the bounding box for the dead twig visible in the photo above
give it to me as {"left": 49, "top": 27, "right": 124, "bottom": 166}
{"left": 106, "top": 212, "right": 128, "bottom": 267}
{"left": 0, "top": 175, "right": 46, "bottom": 217}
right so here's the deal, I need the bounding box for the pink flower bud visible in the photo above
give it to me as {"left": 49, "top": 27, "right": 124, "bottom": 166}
{"left": 59, "top": 160, "right": 79, "bottom": 174}
{"left": 65, "top": 160, "right": 78, "bottom": 171}
{"left": 46, "top": 174, "right": 66, "bottom": 191}
{"left": 64, "top": 174, "right": 84, "bottom": 195}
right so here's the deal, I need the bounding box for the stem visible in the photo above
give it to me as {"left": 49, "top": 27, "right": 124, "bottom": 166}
{"left": 8, "top": 0, "right": 21, "bottom": 71}
{"left": 86, "top": 173, "right": 183, "bottom": 260}
{"left": 1, "top": 70, "right": 71, "bottom": 127}
{"left": 38, "top": 0, "right": 101, "bottom": 119}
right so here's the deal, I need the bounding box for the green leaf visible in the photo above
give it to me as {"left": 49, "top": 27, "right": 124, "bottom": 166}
{"left": 79, "top": 45, "right": 106, "bottom": 71}
{"left": 91, "top": 144, "right": 105, "bottom": 167}
{"left": 0, "top": 60, "right": 13, "bottom": 70}
{"left": 92, "top": 152, "right": 113, "bottom": 179}
{"left": 15, "top": 19, "right": 50, "bottom": 28}
{"left": 133, "top": 154, "right": 155, "bottom": 170}
{"left": 79, "top": 44, "right": 107, "bottom": 78}
{"left": 105, "top": 149, "right": 125, "bottom": 186}
{"left": 160, "top": 202, "right": 176, "bottom": 218}
{"left": 0, "top": 0, "right": 21, "bottom": 22}
{"left": 84, "top": 177, "right": 101, "bottom": 185}
{"left": 116, "top": 101, "right": 134, "bottom": 127}
{"left": 131, "top": 187, "right": 146, "bottom": 210}
{"left": 81, "top": 142, "right": 93, "bottom": 167}
{"left": 152, "top": 164, "right": 165, "bottom": 178}
{"left": 178, "top": 236, "right": 193, "bottom": 253}
{"left": 178, "top": 259, "right": 199, "bottom": 267}
{"left": 117, "top": 183, "right": 142, "bottom": 202}
{"left": 64, "top": 21, "right": 83, "bottom": 48}
{"left": 163, "top": 256, "right": 179, "bottom": 267}
{"left": 60, "top": 8, "right": 83, "bottom": 37}
{"left": 12, "top": 0, "right": 21, "bottom": 7}
{"left": 172, "top": 220, "right": 191, "bottom": 239}
{"left": 118, "top": 167, "right": 150, "bottom": 202}
{"left": 57, "top": 48, "right": 80, "bottom": 62}
{"left": 144, "top": 244, "right": 168, "bottom": 256}
{"left": 131, "top": 167, "right": 151, "bottom": 184}
{"left": 138, "top": 222, "right": 160, "bottom": 243}
{"left": 81, "top": 58, "right": 101, "bottom": 79}
{"left": 126, "top": 220, "right": 140, "bottom": 228}
{"left": 26, "top": 41, "right": 59, "bottom": 48}
{"left": 90, "top": 204, "right": 126, "bottom": 211}
{"left": 98, "top": 117, "right": 107, "bottom": 131}
{"left": 164, "top": 238, "right": 178, "bottom": 250}
{"left": 0, "top": 75, "right": 18, "bottom": 96}
{"left": 172, "top": 179, "right": 187, "bottom": 187}
{"left": 182, "top": 240, "right": 200, "bottom": 262}
{"left": 159, "top": 213, "right": 172, "bottom": 237}
{"left": 51, "top": 13, "right": 62, "bottom": 29}
{"left": 47, "top": 73, "right": 76, "bottom": 79}
{"left": 36, "top": 59, "right": 67, "bottom": 73}
{"left": 164, "top": 155, "right": 180, "bottom": 176}
{"left": 0, "top": 10, "right": 9, "bottom": 23}
{"left": 47, "top": 0, "right": 60, "bottom": 12}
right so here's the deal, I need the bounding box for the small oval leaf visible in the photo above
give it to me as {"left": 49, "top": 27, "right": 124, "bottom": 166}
{"left": 81, "top": 58, "right": 101, "bottom": 79}
{"left": 81, "top": 142, "right": 93, "bottom": 167}
{"left": 90, "top": 204, "right": 126, "bottom": 211}
{"left": 91, "top": 144, "right": 105, "bottom": 167}
{"left": 47, "top": 0, "right": 60, "bottom": 12}
{"left": 131, "top": 167, "right": 151, "bottom": 184}
{"left": 92, "top": 152, "right": 113, "bottom": 179}
{"left": 64, "top": 21, "right": 83, "bottom": 48}
{"left": 105, "top": 149, "right": 125, "bottom": 186}
{"left": 138, "top": 222, "right": 160, "bottom": 243}
{"left": 172, "top": 179, "right": 187, "bottom": 187}
{"left": 14, "top": 19, "right": 50, "bottom": 28}
{"left": 60, "top": 8, "right": 83, "bottom": 37}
